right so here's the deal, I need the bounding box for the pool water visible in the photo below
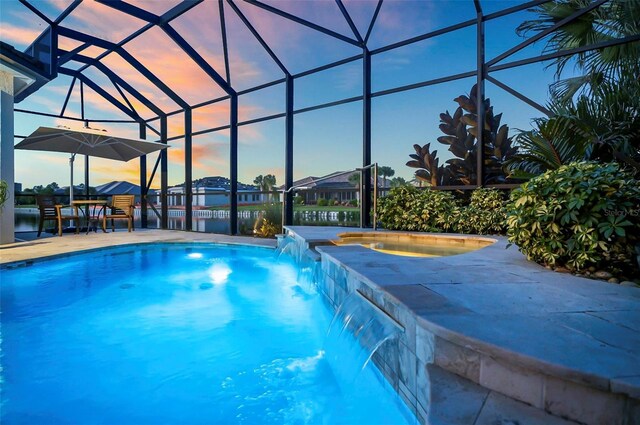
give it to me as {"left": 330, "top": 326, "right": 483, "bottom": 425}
{"left": 333, "top": 233, "right": 495, "bottom": 257}
{"left": 0, "top": 244, "right": 416, "bottom": 425}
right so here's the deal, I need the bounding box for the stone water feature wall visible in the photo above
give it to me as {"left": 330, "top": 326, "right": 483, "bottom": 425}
{"left": 277, "top": 230, "right": 436, "bottom": 423}
{"left": 278, "top": 227, "right": 640, "bottom": 425}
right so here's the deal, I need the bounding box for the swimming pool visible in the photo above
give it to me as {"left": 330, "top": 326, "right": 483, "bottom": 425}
{"left": 1, "top": 244, "right": 416, "bottom": 425}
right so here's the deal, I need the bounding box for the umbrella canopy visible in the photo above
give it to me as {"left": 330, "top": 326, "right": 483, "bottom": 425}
{"left": 15, "top": 126, "right": 169, "bottom": 161}
{"left": 15, "top": 126, "right": 169, "bottom": 208}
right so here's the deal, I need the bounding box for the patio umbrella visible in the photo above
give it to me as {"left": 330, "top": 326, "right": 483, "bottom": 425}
{"left": 15, "top": 126, "right": 169, "bottom": 205}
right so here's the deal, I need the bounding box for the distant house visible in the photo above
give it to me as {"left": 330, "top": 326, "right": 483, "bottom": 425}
{"left": 283, "top": 171, "right": 390, "bottom": 205}
{"left": 164, "top": 176, "right": 265, "bottom": 207}
{"left": 95, "top": 181, "right": 156, "bottom": 204}
{"left": 96, "top": 181, "right": 140, "bottom": 196}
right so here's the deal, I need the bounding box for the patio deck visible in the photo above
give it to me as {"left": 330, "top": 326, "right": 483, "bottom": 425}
{"left": 0, "top": 229, "right": 276, "bottom": 265}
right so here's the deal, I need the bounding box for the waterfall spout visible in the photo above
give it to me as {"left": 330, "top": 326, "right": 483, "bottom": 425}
{"left": 275, "top": 235, "right": 297, "bottom": 262}
{"left": 324, "top": 291, "right": 403, "bottom": 384}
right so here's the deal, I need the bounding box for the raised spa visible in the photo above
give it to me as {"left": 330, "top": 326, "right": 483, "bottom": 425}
{"left": 332, "top": 232, "right": 496, "bottom": 257}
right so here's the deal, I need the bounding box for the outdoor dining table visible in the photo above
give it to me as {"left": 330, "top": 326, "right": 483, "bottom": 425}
{"left": 72, "top": 200, "right": 108, "bottom": 234}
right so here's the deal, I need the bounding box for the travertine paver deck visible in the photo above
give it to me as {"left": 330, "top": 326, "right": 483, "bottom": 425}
{"left": 284, "top": 226, "right": 640, "bottom": 425}
{"left": 0, "top": 229, "right": 275, "bottom": 265}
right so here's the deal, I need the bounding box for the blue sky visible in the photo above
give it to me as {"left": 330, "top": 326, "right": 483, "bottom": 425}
{"left": 1, "top": 0, "right": 563, "bottom": 189}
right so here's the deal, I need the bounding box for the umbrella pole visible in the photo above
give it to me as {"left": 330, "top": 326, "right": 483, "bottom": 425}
{"left": 69, "top": 154, "right": 75, "bottom": 227}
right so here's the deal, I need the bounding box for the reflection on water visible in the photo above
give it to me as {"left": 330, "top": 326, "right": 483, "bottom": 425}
{"left": 14, "top": 210, "right": 249, "bottom": 235}
{"left": 15, "top": 209, "right": 359, "bottom": 235}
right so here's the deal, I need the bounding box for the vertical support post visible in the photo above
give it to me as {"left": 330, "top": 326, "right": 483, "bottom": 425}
{"left": 184, "top": 107, "right": 193, "bottom": 231}
{"left": 284, "top": 75, "right": 294, "bottom": 226}
{"left": 362, "top": 48, "right": 372, "bottom": 227}
{"left": 160, "top": 115, "right": 168, "bottom": 229}
{"left": 0, "top": 73, "right": 15, "bottom": 244}
{"left": 230, "top": 94, "right": 238, "bottom": 235}
{"left": 373, "top": 163, "right": 378, "bottom": 230}
{"left": 139, "top": 123, "right": 147, "bottom": 229}
{"left": 476, "top": 8, "right": 486, "bottom": 187}
{"left": 358, "top": 167, "right": 363, "bottom": 228}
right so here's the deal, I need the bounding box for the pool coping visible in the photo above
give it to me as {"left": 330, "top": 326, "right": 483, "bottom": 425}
{"left": 0, "top": 229, "right": 276, "bottom": 267}
{"left": 282, "top": 225, "right": 640, "bottom": 425}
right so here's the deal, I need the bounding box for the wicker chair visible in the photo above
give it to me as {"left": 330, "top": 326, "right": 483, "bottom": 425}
{"left": 36, "top": 195, "right": 79, "bottom": 237}
{"left": 103, "top": 195, "right": 135, "bottom": 232}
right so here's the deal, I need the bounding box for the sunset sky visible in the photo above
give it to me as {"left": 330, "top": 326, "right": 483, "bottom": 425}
{"left": 1, "top": 0, "right": 563, "bottom": 190}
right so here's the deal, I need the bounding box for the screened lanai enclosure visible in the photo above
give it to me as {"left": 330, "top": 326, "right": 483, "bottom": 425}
{"left": 2, "top": 0, "right": 638, "bottom": 235}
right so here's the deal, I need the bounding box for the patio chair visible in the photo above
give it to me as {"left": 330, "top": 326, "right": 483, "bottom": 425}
{"left": 103, "top": 195, "right": 135, "bottom": 232}
{"left": 36, "top": 195, "right": 80, "bottom": 237}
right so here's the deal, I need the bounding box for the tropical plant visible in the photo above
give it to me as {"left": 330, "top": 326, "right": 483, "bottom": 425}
{"left": 517, "top": 0, "right": 640, "bottom": 100}
{"left": 348, "top": 172, "right": 360, "bottom": 187}
{"left": 378, "top": 166, "right": 395, "bottom": 187}
{"left": 507, "top": 162, "right": 640, "bottom": 274}
{"left": 377, "top": 186, "right": 507, "bottom": 235}
{"left": 505, "top": 111, "right": 591, "bottom": 179}
{"left": 0, "top": 180, "right": 8, "bottom": 210}
{"left": 407, "top": 84, "right": 518, "bottom": 186}
{"left": 506, "top": 82, "right": 640, "bottom": 178}
{"left": 376, "top": 185, "right": 459, "bottom": 232}
{"left": 253, "top": 202, "right": 282, "bottom": 238}
{"left": 390, "top": 177, "right": 408, "bottom": 188}
{"left": 253, "top": 174, "right": 277, "bottom": 201}
{"left": 317, "top": 198, "right": 328, "bottom": 207}
{"left": 509, "top": 0, "right": 640, "bottom": 177}
{"left": 456, "top": 188, "right": 508, "bottom": 235}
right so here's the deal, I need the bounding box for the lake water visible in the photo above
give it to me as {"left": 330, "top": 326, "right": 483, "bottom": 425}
{"left": 15, "top": 209, "right": 359, "bottom": 235}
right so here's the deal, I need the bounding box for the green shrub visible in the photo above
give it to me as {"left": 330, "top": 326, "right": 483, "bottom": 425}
{"left": 377, "top": 185, "right": 459, "bottom": 232}
{"left": 317, "top": 198, "right": 328, "bottom": 207}
{"left": 254, "top": 203, "right": 282, "bottom": 238}
{"left": 293, "top": 195, "right": 304, "bottom": 205}
{"left": 0, "top": 180, "right": 8, "bottom": 209}
{"left": 456, "top": 188, "right": 507, "bottom": 235}
{"left": 348, "top": 199, "right": 358, "bottom": 207}
{"left": 507, "top": 162, "right": 640, "bottom": 273}
{"left": 377, "top": 186, "right": 507, "bottom": 234}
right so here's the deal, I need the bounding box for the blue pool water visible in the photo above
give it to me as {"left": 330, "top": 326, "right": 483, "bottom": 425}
{"left": 1, "top": 244, "right": 416, "bottom": 425}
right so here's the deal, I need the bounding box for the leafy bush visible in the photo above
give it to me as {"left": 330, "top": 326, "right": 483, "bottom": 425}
{"left": 377, "top": 185, "right": 459, "bottom": 232}
{"left": 317, "top": 198, "right": 328, "bottom": 207}
{"left": 456, "top": 188, "right": 507, "bottom": 235}
{"left": 349, "top": 199, "right": 358, "bottom": 207}
{"left": 507, "top": 162, "right": 640, "bottom": 273}
{"left": 254, "top": 203, "right": 282, "bottom": 238}
{"left": 293, "top": 195, "right": 304, "bottom": 205}
{"left": 0, "top": 180, "right": 8, "bottom": 209}
{"left": 377, "top": 186, "right": 507, "bottom": 235}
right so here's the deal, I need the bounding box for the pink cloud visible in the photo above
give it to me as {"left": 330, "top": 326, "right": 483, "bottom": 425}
{"left": 60, "top": 1, "right": 147, "bottom": 44}
{"left": 0, "top": 23, "right": 40, "bottom": 46}
{"left": 44, "top": 0, "right": 69, "bottom": 12}
{"left": 371, "top": 1, "right": 437, "bottom": 45}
